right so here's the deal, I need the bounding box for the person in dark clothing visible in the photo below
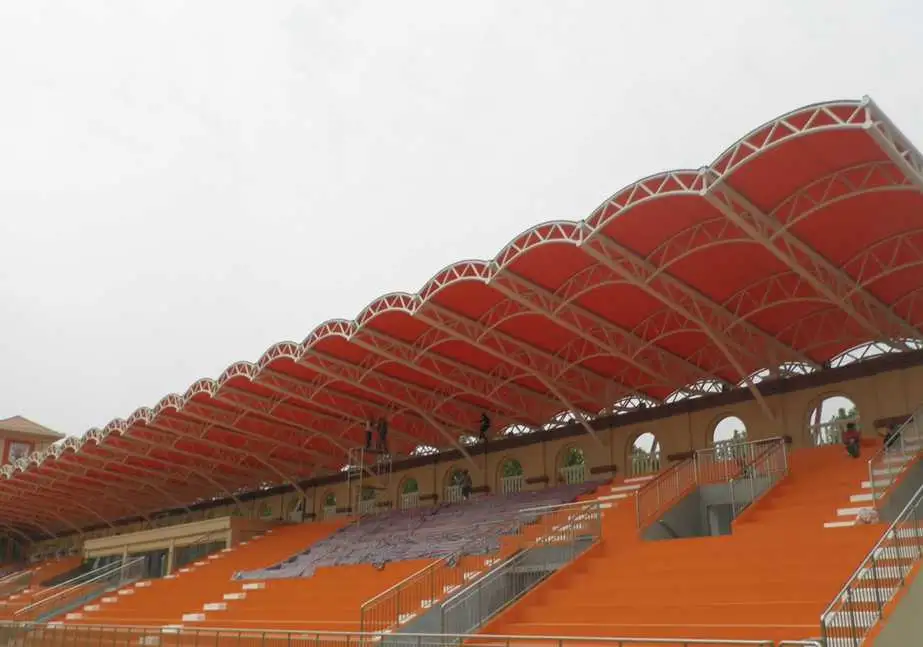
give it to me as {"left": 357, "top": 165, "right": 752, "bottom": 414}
{"left": 880, "top": 423, "right": 900, "bottom": 451}
{"left": 365, "top": 419, "right": 374, "bottom": 451}
{"left": 843, "top": 422, "right": 861, "bottom": 459}
{"left": 377, "top": 417, "right": 389, "bottom": 453}
{"left": 461, "top": 470, "right": 473, "bottom": 500}
{"left": 479, "top": 413, "right": 491, "bottom": 445}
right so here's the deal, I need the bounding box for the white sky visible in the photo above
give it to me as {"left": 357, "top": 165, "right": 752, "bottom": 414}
{"left": 1, "top": 1, "right": 921, "bottom": 437}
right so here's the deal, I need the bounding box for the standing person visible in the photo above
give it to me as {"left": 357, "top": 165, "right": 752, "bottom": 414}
{"left": 365, "top": 419, "right": 374, "bottom": 451}
{"left": 461, "top": 470, "right": 473, "bottom": 500}
{"left": 479, "top": 413, "right": 491, "bottom": 445}
{"left": 843, "top": 422, "right": 861, "bottom": 459}
{"left": 377, "top": 417, "right": 389, "bottom": 454}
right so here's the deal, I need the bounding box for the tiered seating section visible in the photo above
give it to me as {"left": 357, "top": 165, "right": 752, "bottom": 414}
{"left": 0, "top": 557, "right": 82, "bottom": 619}
{"left": 4, "top": 437, "right": 916, "bottom": 643}
{"left": 238, "top": 482, "right": 595, "bottom": 580}
{"left": 60, "top": 482, "right": 594, "bottom": 630}
{"left": 484, "top": 442, "right": 900, "bottom": 644}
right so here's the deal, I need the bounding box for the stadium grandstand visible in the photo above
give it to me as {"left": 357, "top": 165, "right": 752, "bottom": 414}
{"left": 1, "top": 95, "right": 923, "bottom": 647}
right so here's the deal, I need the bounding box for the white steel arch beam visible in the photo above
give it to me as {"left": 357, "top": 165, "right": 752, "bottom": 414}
{"left": 579, "top": 233, "right": 804, "bottom": 421}
{"left": 296, "top": 349, "right": 480, "bottom": 468}
{"left": 6, "top": 471, "right": 120, "bottom": 528}
{"left": 702, "top": 174, "right": 920, "bottom": 349}
{"left": 865, "top": 97, "right": 923, "bottom": 190}
{"left": 492, "top": 264, "right": 726, "bottom": 392}
{"left": 199, "top": 384, "right": 360, "bottom": 471}
{"left": 91, "top": 435, "right": 249, "bottom": 515}
{"left": 189, "top": 373, "right": 358, "bottom": 470}
{"left": 148, "top": 414, "right": 304, "bottom": 488}
{"left": 0, "top": 488, "right": 97, "bottom": 534}
{"left": 26, "top": 462, "right": 158, "bottom": 523}
{"left": 411, "top": 302, "right": 615, "bottom": 447}
{"left": 315, "top": 321, "right": 563, "bottom": 424}
{"left": 257, "top": 364, "right": 456, "bottom": 453}
{"left": 60, "top": 451, "right": 196, "bottom": 513}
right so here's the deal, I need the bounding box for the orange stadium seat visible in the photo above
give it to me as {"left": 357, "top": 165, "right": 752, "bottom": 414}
{"left": 483, "top": 444, "right": 889, "bottom": 644}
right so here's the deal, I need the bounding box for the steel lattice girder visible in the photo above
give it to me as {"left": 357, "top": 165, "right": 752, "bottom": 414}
{"left": 315, "top": 318, "right": 564, "bottom": 423}
{"left": 702, "top": 175, "right": 920, "bottom": 348}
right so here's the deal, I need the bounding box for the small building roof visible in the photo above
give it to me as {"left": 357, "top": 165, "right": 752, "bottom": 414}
{"left": 0, "top": 416, "right": 65, "bottom": 441}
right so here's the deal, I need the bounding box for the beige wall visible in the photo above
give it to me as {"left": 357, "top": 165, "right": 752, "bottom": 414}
{"left": 27, "top": 362, "right": 923, "bottom": 556}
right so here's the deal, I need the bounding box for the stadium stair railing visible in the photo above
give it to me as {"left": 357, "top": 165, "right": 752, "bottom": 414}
{"left": 0, "top": 567, "right": 34, "bottom": 600}
{"left": 819, "top": 479, "right": 923, "bottom": 646}
{"left": 0, "top": 622, "right": 799, "bottom": 647}
{"left": 866, "top": 406, "right": 923, "bottom": 506}
{"left": 439, "top": 500, "right": 603, "bottom": 635}
{"left": 13, "top": 557, "right": 145, "bottom": 623}
{"left": 358, "top": 500, "right": 603, "bottom": 636}
{"left": 635, "top": 437, "right": 789, "bottom": 530}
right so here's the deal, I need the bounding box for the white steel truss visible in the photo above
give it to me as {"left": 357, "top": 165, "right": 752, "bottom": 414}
{"left": 703, "top": 174, "right": 920, "bottom": 348}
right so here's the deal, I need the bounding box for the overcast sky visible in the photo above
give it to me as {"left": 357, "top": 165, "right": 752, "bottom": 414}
{"left": 1, "top": 0, "right": 921, "bottom": 437}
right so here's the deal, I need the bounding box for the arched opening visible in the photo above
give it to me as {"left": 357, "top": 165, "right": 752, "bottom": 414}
{"left": 558, "top": 446, "right": 586, "bottom": 484}
{"left": 498, "top": 457, "right": 524, "bottom": 495}
{"left": 258, "top": 502, "right": 274, "bottom": 520}
{"left": 608, "top": 396, "right": 658, "bottom": 415}
{"left": 411, "top": 444, "right": 439, "bottom": 457}
{"left": 444, "top": 467, "right": 468, "bottom": 503}
{"left": 544, "top": 411, "right": 577, "bottom": 431}
{"left": 501, "top": 424, "right": 534, "bottom": 437}
{"left": 712, "top": 415, "right": 748, "bottom": 461}
{"left": 322, "top": 491, "right": 337, "bottom": 519}
{"left": 399, "top": 477, "right": 419, "bottom": 510}
{"left": 808, "top": 395, "right": 859, "bottom": 446}
{"left": 630, "top": 432, "right": 661, "bottom": 476}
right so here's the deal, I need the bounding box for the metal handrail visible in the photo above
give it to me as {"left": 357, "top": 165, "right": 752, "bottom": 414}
{"left": 867, "top": 407, "right": 922, "bottom": 506}
{"left": 16, "top": 557, "right": 125, "bottom": 607}
{"left": 728, "top": 438, "right": 789, "bottom": 518}
{"left": 14, "top": 556, "right": 145, "bottom": 618}
{"left": 819, "top": 479, "right": 923, "bottom": 644}
{"left": 634, "top": 458, "right": 697, "bottom": 529}
{"left": 0, "top": 622, "right": 779, "bottom": 646}
{"left": 440, "top": 503, "right": 603, "bottom": 634}
{"left": 361, "top": 554, "right": 451, "bottom": 609}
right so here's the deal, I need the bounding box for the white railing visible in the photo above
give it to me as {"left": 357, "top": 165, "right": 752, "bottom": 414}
{"left": 500, "top": 474, "right": 524, "bottom": 495}
{"left": 867, "top": 408, "right": 923, "bottom": 505}
{"left": 445, "top": 485, "right": 463, "bottom": 503}
{"left": 820, "top": 481, "right": 923, "bottom": 645}
{"left": 810, "top": 417, "right": 859, "bottom": 447}
{"left": 322, "top": 504, "right": 338, "bottom": 519}
{"left": 559, "top": 463, "right": 586, "bottom": 484}
{"left": 400, "top": 491, "right": 420, "bottom": 510}
{"left": 358, "top": 498, "right": 376, "bottom": 516}
{"left": 631, "top": 452, "right": 661, "bottom": 476}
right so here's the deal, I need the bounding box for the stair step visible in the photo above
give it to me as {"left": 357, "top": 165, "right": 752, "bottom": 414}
{"left": 223, "top": 592, "right": 246, "bottom": 601}
{"left": 65, "top": 612, "right": 83, "bottom": 620}
{"left": 117, "top": 589, "right": 135, "bottom": 596}
{"left": 101, "top": 597, "right": 118, "bottom": 603}
{"left": 161, "top": 626, "right": 183, "bottom": 634}
{"left": 135, "top": 580, "right": 152, "bottom": 588}
{"left": 609, "top": 484, "right": 642, "bottom": 494}
{"left": 203, "top": 602, "right": 226, "bottom": 611}
{"left": 862, "top": 480, "right": 893, "bottom": 489}
{"left": 623, "top": 475, "right": 655, "bottom": 484}
{"left": 181, "top": 613, "right": 206, "bottom": 622}
{"left": 242, "top": 582, "right": 265, "bottom": 590}
{"left": 83, "top": 604, "right": 100, "bottom": 612}
{"left": 837, "top": 507, "right": 866, "bottom": 518}
{"left": 824, "top": 521, "right": 855, "bottom": 528}
{"left": 850, "top": 493, "right": 875, "bottom": 503}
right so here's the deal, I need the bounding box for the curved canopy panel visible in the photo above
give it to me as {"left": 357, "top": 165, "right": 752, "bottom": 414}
{"left": 4, "top": 96, "right": 923, "bottom": 536}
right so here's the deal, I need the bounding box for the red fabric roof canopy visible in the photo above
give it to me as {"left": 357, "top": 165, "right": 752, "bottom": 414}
{"left": 4, "top": 96, "right": 923, "bottom": 538}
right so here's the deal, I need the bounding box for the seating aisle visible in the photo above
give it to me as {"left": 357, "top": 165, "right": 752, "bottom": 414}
{"left": 484, "top": 445, "right": 890, "bottom": 644}
{"left": 64, "top": 521, "right": 346, "bottom": 626}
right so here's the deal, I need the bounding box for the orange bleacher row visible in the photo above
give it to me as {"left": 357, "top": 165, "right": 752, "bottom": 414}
{"left": 0, "top": 440, "right": 914, "bottom": 645}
